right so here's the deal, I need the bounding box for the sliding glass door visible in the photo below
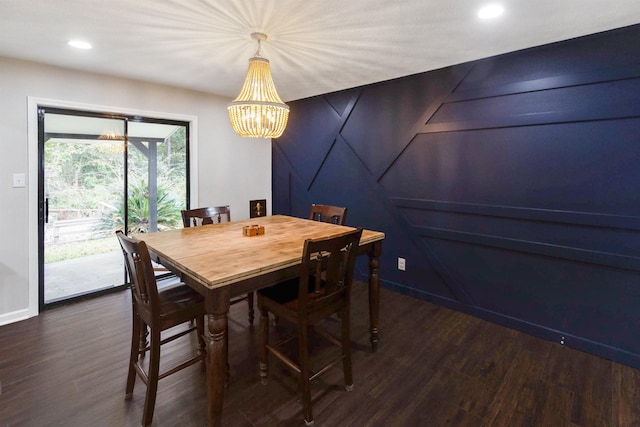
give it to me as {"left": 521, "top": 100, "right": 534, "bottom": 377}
{"left": 38, "top": 108, "right": 189, "bottom": 308}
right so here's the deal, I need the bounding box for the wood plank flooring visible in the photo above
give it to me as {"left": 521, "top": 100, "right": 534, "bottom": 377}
{"left": 1, "top": 282, "right": 640, "bottom": 426}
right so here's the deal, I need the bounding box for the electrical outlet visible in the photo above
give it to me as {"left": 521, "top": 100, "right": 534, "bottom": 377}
{"left": 398, "top": 257, "right": 406, "bottom": 271}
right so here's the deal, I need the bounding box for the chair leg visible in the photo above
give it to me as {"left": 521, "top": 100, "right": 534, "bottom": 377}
{"left": 142, "top": 328, "right": 161, "bottom": 427}
{"left": 341, "top": 306, "right": 354, "bottom": 391}
{"left": 125, "top": 314, "right": 142, "bottom": 399}
{"left": 299, "top": 325, "right": 313, "bottom": 426}
{"left": 195, "top": 315, "right": 206, "bottom": 356}
{"left": 259, "top": 306, "right": 269, "bottom": 385}
{"left": 247, "top": 292, "right": 255, "bottom": 325}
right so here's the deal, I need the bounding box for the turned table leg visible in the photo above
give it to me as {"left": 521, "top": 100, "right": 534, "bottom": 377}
{"left": 368, "top": 241, "right": 382, "bottom": 352}
{"left": 204, "top": 289, "right": 229, "bottom": 427}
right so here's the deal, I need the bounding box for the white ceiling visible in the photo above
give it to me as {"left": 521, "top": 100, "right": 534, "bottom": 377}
{"left": 2, "top": 0, "right": 639, "bottom": 102}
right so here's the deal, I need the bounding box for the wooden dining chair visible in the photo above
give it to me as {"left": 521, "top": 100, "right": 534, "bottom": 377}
{"left": 267, "top": 204, "right": 348, "bottom": 330}
{"left": 258, "top": 228, "right": 363, "bottom": 426}
{"left": 181, "top": 205, "right": 231, "bottom": 227}
{"left": 309, "top": 204, "right": 347, "bottom": 225}
{"left": 116, "top": 231, "right": 205, "bottom": 427}
{"left": 181, "top": 206, "right": 255, "bottom": 325}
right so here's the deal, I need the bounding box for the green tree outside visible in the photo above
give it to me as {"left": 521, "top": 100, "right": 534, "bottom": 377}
{"left": 45, "top": 125, "right": 187, "bottom": 261}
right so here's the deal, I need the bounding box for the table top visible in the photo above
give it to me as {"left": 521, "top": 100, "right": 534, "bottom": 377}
{"left": 135, "top": 215, "right": 385, "bottom": 291}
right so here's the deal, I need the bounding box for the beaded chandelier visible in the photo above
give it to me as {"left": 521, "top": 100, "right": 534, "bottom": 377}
{"left": 228, "top": 32, "right": 289, "bottom": 138}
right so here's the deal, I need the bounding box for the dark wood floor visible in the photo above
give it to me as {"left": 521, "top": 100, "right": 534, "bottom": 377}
{"left": 2, "top": 281, "right": 640, "bottom": 427}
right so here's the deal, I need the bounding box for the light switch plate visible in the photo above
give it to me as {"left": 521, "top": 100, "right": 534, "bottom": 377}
{"left": 12, "top": 173, "right": 26, "bottom": 188}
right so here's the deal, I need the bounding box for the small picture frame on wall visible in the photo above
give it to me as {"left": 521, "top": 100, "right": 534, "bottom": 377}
{"left": 250, "top": 199, "right": 267, "bottom": 218}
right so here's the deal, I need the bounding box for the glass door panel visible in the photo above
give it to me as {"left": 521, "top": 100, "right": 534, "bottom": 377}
{"left": 43, "top": 113, "right": 126, "bottom": 303}
{"left": 126, "top": 121, "right": 187, "bottom": 234}
{"left": 40, "top": 111, "right": 189, "bottom": 306}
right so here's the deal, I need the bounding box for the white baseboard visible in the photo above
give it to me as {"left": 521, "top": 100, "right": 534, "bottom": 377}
{"left": 0, "top": 308, "right": 33, "bottom": 327}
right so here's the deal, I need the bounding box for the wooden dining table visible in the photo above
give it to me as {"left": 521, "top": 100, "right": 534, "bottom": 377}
{"left": 135, "top": 214, "right": 385, "bottom": 426}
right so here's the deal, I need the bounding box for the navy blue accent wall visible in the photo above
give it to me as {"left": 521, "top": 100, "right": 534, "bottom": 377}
{"left": 272, "top": 24, "right": 640, "bottom": 368}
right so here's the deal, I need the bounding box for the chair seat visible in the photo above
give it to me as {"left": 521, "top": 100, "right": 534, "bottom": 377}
{"left": 259, "top": 280, "right": 342, "bottom": 324}
{"left": 158, "top": 284, "right": 204, "bottom": 325}
{"left": 258, "top": 276, "right": 319, "bottom": 307}
{"left": 260, "top": 276, "right": 337, "bottom": 313}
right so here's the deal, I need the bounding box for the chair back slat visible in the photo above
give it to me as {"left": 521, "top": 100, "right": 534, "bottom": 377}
{"left": 296, "top": 228, "right": 362, "bottom": 315}
{"left": 309, "top": 204, "right": 347, "bottom": 225}
{"left": 116, "top": 231, "right": 160, "bottom": 321}
{"left": 182, "top": 206, "right": 231, "bottom": 228}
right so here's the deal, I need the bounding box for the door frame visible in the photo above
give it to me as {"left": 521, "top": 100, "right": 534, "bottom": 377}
{"left": 27, "top": 97, "right": 199, "bottom": 317}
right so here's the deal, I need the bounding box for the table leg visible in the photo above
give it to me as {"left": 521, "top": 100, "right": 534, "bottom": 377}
{"left": 204, "top": 289, "right": 229, "bottom": 427}
{"left": 368, "top": 241, "right": 382, "bottom": 352}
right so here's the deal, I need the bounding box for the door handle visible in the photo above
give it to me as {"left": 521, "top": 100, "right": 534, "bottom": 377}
{"left": 45, "top": 197, "right": 49, "bottom": 224}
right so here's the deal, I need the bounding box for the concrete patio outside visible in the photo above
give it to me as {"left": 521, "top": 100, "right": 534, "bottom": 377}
{"left": 44, "top": 250, "right": 125, "bottom": 302}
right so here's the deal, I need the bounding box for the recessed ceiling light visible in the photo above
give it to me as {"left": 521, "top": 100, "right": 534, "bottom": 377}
{"left": 478, "top": 4, "right": 504, "bottom": 19}
{"left": 68, "top": 40, "right": 92, "bottom": 49}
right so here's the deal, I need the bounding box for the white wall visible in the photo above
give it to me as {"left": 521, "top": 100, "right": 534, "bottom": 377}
{"left": 0, "top": 56, "right": 272, "bottom": 325}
